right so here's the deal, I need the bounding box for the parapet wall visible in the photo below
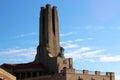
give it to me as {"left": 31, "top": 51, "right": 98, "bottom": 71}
{"left": 75, "top": 69, "right": 115, "bottom": 76}
{"left": 64, "top": 68, "right": 115, "bottom": 80}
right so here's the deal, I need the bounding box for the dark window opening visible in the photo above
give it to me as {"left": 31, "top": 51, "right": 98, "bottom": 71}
{"left": 39, "top": 71, "right": 43, "bottom": 76}
{"left": 15, "top": 73, "right": 20, "bottom": 79}
{"left": 27, "top": 72, "right": 31, "bottom": 78}
{"left": 21, "top": 72, "right": 25, "bottom": 79}
{"left": 33, "top": 72, "right": 37, "bottom": 77}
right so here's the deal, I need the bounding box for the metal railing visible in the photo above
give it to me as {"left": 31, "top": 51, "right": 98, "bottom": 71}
{"left": 75, "top": 70, "right": 106, "bottom": 76}
{"left": 75, "top": 70, "right": 83, "bottom": 74}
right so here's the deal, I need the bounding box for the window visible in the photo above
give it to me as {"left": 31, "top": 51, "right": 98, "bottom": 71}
{"left": 27, "top": 72, "right": 31, "bottom": 78}
{"left": 15, "top": 73, "right": 20, "bottom": 79}
{"left": 39, "top": 71, "right": 43, "bottom": 76}
{"left": 21, "top": 72, "right": 25, "bottom": 79}
{"left": 33, "top": 72, "right": 37, "bottom": 77}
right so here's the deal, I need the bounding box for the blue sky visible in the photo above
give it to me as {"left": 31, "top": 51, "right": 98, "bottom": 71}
{"left": 0, "top": 0, "right": 120, "bottom": 80}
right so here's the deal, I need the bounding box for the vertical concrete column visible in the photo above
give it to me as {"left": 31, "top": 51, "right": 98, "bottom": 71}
{"left": 35, "top": 7, "right": 45, "bottom": 63}
{"left": 45, "top": 4, "right": 53, "bottom": 48}
{"left": 25, "top": 72, "right": 27, "bottom": 78}
{"left": 40, "top": 7, "right": 45, "bottom": 46}
{"left": 52, "top": 6, "right": 60, "bottom": 56}
{"left": 45, "top": 4, "right": 54, "bottom": 57}
{"left": 37, "top": 72, "right": 39, "bottom": 77}
{"left": 31, "top": 72, "right": 33, "bottom": 78}
{"left": 19, "top": 72, "right": 22, "bottom": 80}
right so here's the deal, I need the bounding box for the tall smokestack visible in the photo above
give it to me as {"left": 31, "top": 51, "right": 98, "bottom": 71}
{"left": 35, "top": 4, "right": 60, "bottom": 62}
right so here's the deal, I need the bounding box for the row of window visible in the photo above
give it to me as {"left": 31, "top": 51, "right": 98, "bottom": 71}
{"left": 14, "top": 71, "right": 46, "bottom": 79}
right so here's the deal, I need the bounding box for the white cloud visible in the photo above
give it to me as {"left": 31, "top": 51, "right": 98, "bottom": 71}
{"left": 1, "top": 38, "right": 120, "bottom": 64}
{"left": 82, "top": 59, "right": 96, "bottom": 62}
{"left": 100, "top": 56, "right": 120, "bottom": 62}
{"left": 65, "top": 47, "right": 104, "bottom": 62}
{"left": 0, "top": 47, "right": 36, "bottom": 63}
{"left": 60, "top": 39, "right": 84, "bottom": 45}
{"left": 63, "top": 43, "right": 78, "bottom": 49}
{"left": 64, "top": 44, "right": 120, "bottom": 62}
{"left": 74, "top": 39, "right": 84, "bottom": 42}
{"left": 60, "top": 40, "right": 73, "bottom": 44}
{"left": 60, "top": 32, "right": 78, "bottom": 37}
{"left": 61, "top": 39, "right": 120, "bottom": 63}
{"left": 85, "top": 26, "right": 105, "bottom": 31}
{"left": 15, "top": 32, "right": 36, "bottom": 38}
{"left": 82, "top": 49, "right": 104, "bottom": 57}
{"left": 84, "top": 26, "right": 120, "bottom": 32}
{"left": 87, "top": 38, "right": 94, "bottom": 40}
{"left": 65, "top": 46, "right": 120, "bottom": 62}
{"left": 65, "top": 47, "right": 91, "bottom": 60}
{"left": 60, "top": 39, "right": 84, "bottom": 49}
{"left": 73, "top": 47, "right": 91, "bottom": 54}
{"left": 60, "top": 38, "right": 93, "bottom": 45}
{"left": 65, "top": 47, "right": 90, "bottom": 59}
{"left": 0, "top": 48, "right": 35, "bottom": 55}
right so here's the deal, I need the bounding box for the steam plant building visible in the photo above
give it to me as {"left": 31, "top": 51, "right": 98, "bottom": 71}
{"left": 0, "top": 4, "right": 115, "bottom": 80}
